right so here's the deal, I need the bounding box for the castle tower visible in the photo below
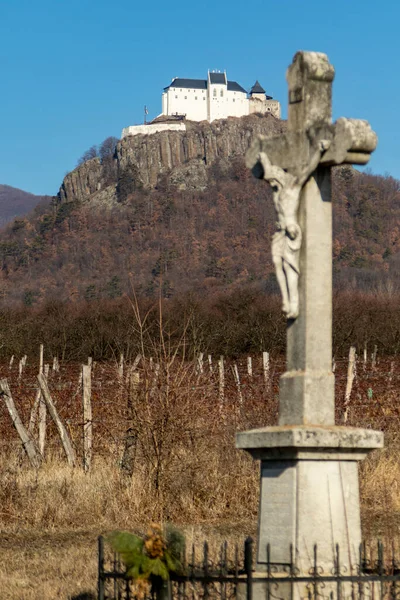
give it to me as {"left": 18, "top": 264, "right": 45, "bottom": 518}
{"left": 249, "top": 80, "right": 281, "bottom": 119}
{"left": 207, "top": 71, "right": 228, "bottom": 122}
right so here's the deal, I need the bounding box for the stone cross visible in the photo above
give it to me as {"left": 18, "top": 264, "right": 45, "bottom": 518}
{"left": 236, "top": 52, "right": 383, "bottom": 582}
{"left": 246, "top": 51, "right": 377, "bottom": 427}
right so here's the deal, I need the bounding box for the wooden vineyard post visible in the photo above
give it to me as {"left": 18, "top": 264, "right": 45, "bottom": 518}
{"left": 28, "top": 344, "right": 45, "bottom": 437}
{"left": 52, "top": 356, "right": 60, "bottom": 372}
{"left": 38, "top": 363, "right": 49, "bottom": 456}
{"left": 371, "top": 345, "right": 378, "bottom": 370}
{"left": 118, "top": 353, "right": 124, "bottom": 379}
{"left": 82, "top": 363, "right": 93, "bottom": 472}
{"left": 197, "top": 353, "right": 204, "bottom": 374}
{"left": 218, "top": 356, "right": 225, "bottom": 407}
{"left": 121, "top": 369, "right": 140, "bottom": 476}
{"left": 232, "top": 363, "right": 243, "bottom": 406}
{"left": 0, "top": 379, "right": 42, "bottom": 468}
{"left": 262, "top": 351, "right": 270, "bottom": 387}
{"left": 343, "top": 346, "right": 356, "bottom": 424}
{"left": 28, "top": 389, "right": 40, "bottom": 434}
{"left": 38, "top": 373, "right": 76, "bottom": 467}
{"left": 247, "top": 356, "right": 253, "bottom": 377}
{"left": 18, "top": 355, "right": 27, "bottom": 380}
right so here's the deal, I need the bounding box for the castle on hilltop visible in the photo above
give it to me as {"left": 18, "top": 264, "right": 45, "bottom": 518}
{"left": 121, "top": 71, "right": 281, "bottom": 138}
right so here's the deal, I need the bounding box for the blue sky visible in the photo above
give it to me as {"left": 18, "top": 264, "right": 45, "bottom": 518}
{"left": 0, "top": 0, "right": 398, "bottom": 195}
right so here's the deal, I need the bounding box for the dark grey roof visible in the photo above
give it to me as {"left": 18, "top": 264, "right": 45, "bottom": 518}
{"left": 227, "top": 81, "right": 247, "bottom": 93}
{"left": 163, "top": 76, "right": 247, "bottom": 94}
{"left": 164, "top": 78, "right": 207, "bottom": 91}
{"left": 209, "top": 72, "right": 226, "bottom": 84}
{"left": 250, "top": 80, "right": 266, "bottom": 94}
{"left": 250, "top": 80, "right": 274, "bottom": 99}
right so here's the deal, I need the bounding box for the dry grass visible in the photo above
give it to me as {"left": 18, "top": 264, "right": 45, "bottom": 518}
{"left": 0, "top": 351, "right": 399, "bottom": 598}
{"left": 0, "top": 531, "right": 97, "bottom": 600}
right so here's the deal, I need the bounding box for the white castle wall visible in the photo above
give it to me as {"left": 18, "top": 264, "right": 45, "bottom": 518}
{"left": 249, "top": 97, "right": 281, "bottom": 119}
{"left": 162, "top": 80, "right": 249, "bottom": 122}
{"left": 208, "top": 85, "right": 248, "bottom": 122}
{"left": 162, "top": 87, "right": 208, "bottom": 121}
{"left": 121, "top": 122, "right": 186, "bottom": 139}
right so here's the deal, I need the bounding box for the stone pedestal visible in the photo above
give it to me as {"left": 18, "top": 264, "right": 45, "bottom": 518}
{"left": 236, "top": 426, "right": 383, "bottom": 572}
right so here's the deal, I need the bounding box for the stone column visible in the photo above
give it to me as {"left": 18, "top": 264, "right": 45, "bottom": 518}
{"left": 280, "top": 167, "right": 335, "bottom": 426}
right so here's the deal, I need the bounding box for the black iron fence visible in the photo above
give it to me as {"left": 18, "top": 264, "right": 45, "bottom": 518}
{"left": 98, "top": 536, "right": 400, "bottom": 600}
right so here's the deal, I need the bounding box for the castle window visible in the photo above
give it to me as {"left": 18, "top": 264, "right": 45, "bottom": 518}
{"left": 203, "top": 97, "right": 205, "bottom": 100}
{"left": 233, "top": 99, "right": 235, "bottom": 102}
{"left": 220, "top": 90, "right": 223, "bottom": 97}
{"left": 175, "top": 95, "right": 178, "bottom": 99}
{"left": 195, "top": 96, "right": 198, "bottom": 100}
{"left": 184, "top": 96, "right": 187, "bottom": 99}
{"left": 213, "top": 89, "right": 217, "bottom": 97}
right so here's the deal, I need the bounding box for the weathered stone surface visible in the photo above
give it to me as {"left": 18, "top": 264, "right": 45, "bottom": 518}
{"left": 236, "top": 425, "right": 384, "bottom": 456}
{"left": 257, "top": 459, "right": 362, "bottom": 567}
{"left": 58, "top": 114, "right": 285, "bottom": 204}
{"left": 237, "top": 425, "right": 383, "bottom": 569}
{"left": 287, "top": 51, "right": 334, "bottom": 132}
{"left": 117, "top": 114, "right": 285, "bottom": 189}
{"left": 59, "top": 157, "right": 104, "bottom": 203}
{"left": 168, "top": 159, "right": 208, "bottom": 191}
{"left": 258, "top": 460, "right": 296, "bottom": 563}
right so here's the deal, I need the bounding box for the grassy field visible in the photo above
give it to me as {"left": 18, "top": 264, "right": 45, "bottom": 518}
{"left": 0, "top": 351, "right": 398, "bottom": 598}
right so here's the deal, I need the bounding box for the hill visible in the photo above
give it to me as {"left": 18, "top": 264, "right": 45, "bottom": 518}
{"left": 0, "top": 184, "right": 50, "bottom": 228}
{"left": 0, "top": 113, "right": 399, "bottom": 308}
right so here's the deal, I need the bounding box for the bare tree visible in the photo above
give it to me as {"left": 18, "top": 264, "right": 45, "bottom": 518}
{"left": 99, "top": 136, "right": 119, "bottom": 184}
{"left": 99, "top": 136, "right": 119, "bottom": 162}
{"left": 77, "top": 145, "right": 98, "bottom": 166}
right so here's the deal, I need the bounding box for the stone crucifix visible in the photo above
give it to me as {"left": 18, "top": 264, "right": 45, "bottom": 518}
{"left": 237, "top": 52, "right": 383, "bottom": 581}
{"left": 246, "top": 51, "right": 377, "bottom": 426}
{"left": 248, "top": 52, "right": 376, "bottom": 323}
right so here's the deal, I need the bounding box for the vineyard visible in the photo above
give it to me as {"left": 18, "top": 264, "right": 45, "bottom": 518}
{"left": 0, "top": 348, "right": 399, "bottom": 599}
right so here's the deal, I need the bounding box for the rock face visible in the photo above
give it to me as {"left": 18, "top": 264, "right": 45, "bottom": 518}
{"left": 58, "top": 114, "right": 285, "bottom": 204}
{"left": 59, "top": 158, "right": 104, "bottom": 203}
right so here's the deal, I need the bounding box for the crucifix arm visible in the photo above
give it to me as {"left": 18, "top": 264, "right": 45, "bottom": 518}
{"left": 296, "top": 139, "right": 331, "bottom": 187}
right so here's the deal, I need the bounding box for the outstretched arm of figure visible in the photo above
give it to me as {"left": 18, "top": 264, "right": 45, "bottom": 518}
{"left": 257, "top": 152, "right": 287, "bottom": 184}
{"left": 297, "top": 139, "right": 331, "bottom": 187}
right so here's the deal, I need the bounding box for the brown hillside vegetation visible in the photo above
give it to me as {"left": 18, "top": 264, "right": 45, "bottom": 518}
{"left": 0, "top": 115, "right": 399, "bottom": 307}
{"left": 0, "top": 184, "right": 50, "bottom": 228}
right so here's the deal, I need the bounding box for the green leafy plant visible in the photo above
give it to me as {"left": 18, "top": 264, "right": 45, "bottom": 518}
{"left": 107, "top": 523, "right": 184, "bottom": 585}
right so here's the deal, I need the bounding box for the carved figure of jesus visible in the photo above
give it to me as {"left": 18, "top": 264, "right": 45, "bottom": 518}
{"left": 258, "top": 140, "right": 330, "bottom": 319}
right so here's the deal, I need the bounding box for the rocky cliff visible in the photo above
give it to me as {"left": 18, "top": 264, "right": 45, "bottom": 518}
{"left": 58, "top": 114, "right": 285, "bottom": 204}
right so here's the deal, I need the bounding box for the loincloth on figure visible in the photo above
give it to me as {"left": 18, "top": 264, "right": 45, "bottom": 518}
{"left": 272, "top": 225, "right": 302, "bottom": 274}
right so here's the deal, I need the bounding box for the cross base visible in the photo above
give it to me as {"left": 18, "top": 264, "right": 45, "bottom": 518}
{"left": 236, "top": 426, "right": 383, "bottom": 569}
